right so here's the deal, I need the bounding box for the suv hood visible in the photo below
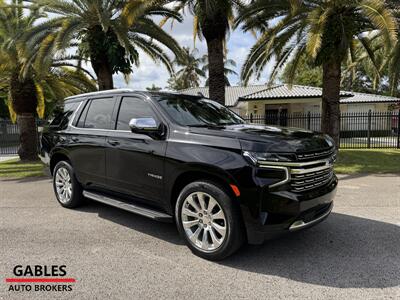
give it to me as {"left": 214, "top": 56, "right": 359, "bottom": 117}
{"left": 189, "top": 124, "right": 334, "bottom": 153}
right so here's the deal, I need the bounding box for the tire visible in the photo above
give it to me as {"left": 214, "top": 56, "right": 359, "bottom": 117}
{"left": 52, "top": 161, "right": 84, "bottom": 208}
{"left": 175, "top": 180, "right": 244, "bottom": 261}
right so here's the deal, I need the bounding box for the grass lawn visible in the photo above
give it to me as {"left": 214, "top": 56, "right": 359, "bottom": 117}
{"left": 335, "top": 149, "right": 400, "bottom": 174}
{"left": 0, "top": 158, "right": 45, "bottom": 179}
{"left": 0, "top": 149, "right": 399, "bottom": 179}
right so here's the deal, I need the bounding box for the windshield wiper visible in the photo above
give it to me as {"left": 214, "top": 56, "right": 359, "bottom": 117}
{"left": 187, "top": 124, "right": 225, "bottom": 128}
{"left": 216, "top": 122, "right": 241, "bottom": 126}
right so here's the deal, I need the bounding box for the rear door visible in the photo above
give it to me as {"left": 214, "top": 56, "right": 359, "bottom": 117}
{"left": 105, "top": 95, "right": 167, "bottom": 204}
{"left": 68, "top": 96, "right": 117, "bottom": 190}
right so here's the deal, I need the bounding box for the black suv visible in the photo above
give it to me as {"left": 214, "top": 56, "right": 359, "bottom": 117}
{"left": 40, "top": 90, "right": 337, "bottom": 260}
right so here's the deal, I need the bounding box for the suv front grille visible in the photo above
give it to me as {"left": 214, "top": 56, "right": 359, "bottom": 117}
{"left": 290, "top": 165, "right": 334, "bottom": 192}
{"left": 257, "top": 149, "right": 336, "bottom": 193}
{"left": 296, "top": 148, "right": 335, "bottom": 161}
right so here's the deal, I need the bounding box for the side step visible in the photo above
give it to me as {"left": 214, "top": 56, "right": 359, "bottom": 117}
{"left": 83, "top": 191, "right": 173, "bottom": 223}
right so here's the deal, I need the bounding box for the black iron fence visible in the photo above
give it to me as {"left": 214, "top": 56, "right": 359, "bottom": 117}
{"left": 0, "top": 120, "right": 20, "bottom": 155}
{"left": 1, "top": 111, "right": 400, "bottom": 154}
{"left": 243, "top": 111, "right": 400, "bottom": 149}
{"left": 0, "top": 120, "right": 42, "bottom": 155}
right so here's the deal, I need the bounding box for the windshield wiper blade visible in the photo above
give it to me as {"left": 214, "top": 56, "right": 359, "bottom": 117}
{"left": 188, "top": 124, "right": 225, "bottom": 128}
{"left": 216, "top": 122, "right": 240, "bottom": 126}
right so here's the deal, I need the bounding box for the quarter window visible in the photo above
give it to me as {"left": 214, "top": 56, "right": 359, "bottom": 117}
{"left": 78, "top": 98, "right": 115, "bottom": 129}
{"left": 50, "top": 101, "right": 80, "bottom": 129}
{"left": 116, "top": 97, "right": 158, "bottom": 131}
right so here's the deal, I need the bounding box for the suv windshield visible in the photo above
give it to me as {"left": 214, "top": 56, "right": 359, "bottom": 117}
{"left": 156, "top": 96, "right": 244, "bottom": 127}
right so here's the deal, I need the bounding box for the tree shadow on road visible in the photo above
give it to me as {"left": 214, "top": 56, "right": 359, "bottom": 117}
{"left": 75, "top": 201, "right": 183, "bottom": 245}
{"left": 221, "top": 212, "right": 400, "bottom": 289}
{"left": 75, "top": 201, "right": 399, "bottom": 289}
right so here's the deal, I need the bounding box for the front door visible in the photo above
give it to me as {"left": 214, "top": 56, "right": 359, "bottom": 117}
{"left": 265, "top": 109, "right": 279, "bottom": 125}
{"left": 105, "top": 96, "right": 167, "bottom": 204}
{"left": 265, "top": 109, "right": 288, "bottom": 126}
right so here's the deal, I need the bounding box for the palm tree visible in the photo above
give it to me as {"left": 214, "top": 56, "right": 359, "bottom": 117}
{"left": 146, "top": 84, "right": 162, "bottom": 92}
{"left": 0, "top": 1, "right": 95, "bottom": 161}
{"left": 201, "top": 54, "right": 238, "bottom": 86}
{"left": 341, "top": 33, "right": 392, "bottom": 94}
{"left": 29, "top": 0, "right": 184, "bottom": 90}
{"left": 236, "top": 0, "right": 397, "bottom": 145}
{"left": 169, "top": 0, "right": 244, "bottom": 104}
{"left": 167, "top": 74, "right": 187, "bottom": 91}
{"left": 386, "top": 4, "right": 400, "bottom": 96}
{"left": 169, "top": 47, "right": 205, "bottom": 90}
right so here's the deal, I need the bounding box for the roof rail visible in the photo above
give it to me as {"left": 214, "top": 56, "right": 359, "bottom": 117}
{"left": 65, "top": 89, "right": 137, "bottom": 100}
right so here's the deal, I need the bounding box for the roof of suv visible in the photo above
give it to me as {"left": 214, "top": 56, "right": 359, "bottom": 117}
{"left": 65, "top": 89, "right": 204, "bottom": 102}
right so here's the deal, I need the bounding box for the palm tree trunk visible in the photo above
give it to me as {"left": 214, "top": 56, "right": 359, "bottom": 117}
{"left": 10, "top": 74, "right": 39, "bottom": 161}
{"left": 91, "top": 58, "right": 113, "bottom": 90}
{"left": 16, "top": 113, "right": 38, "bottom": 161}
{"left": 206, "top": 37, "right": 226, "bottom": 105}
{"left": 88, "top": 26, "right": 114, "bottom": 90}
{"left": 322, "top": 60, "right": 341, "bottom": 147}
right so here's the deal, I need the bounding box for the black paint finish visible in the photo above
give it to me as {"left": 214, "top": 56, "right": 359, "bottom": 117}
{"left": 41, "top": 91, "right": 337, "bottom": 244}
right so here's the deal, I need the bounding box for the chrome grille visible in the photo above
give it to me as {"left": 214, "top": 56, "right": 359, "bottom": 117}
{"left": 290, "top": 166, "right": 334, "bottom": 192}
{"left": 257, "top": 151, "right": 335, "bottom": 192}
{"left": 296, "top": 148, "right": 335, "bottom": 161}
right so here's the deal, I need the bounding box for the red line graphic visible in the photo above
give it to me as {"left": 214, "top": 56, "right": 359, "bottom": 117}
{"left": 5, "top": 278, "right": 76, "bottom": 283}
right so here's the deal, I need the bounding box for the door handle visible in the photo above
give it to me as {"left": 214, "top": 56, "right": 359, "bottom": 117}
{"left": 107, "top": 140, "right": 120, "bottom": 146}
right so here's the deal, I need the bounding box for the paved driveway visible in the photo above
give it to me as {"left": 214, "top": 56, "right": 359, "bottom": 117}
{"left": 0, "top": 174, "right": 399, "bottom": 299}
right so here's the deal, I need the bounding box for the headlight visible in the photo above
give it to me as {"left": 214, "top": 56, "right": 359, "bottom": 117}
{"left": 243, "top": 151, "right": 293, "bottom": 164}
{"left": 243, "top": 151, "right": 291, "bottom": 188}
{"left": 324, "top": 134, "right": 336, "bottom": 149}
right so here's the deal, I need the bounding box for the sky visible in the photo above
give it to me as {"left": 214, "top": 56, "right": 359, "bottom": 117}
{"left": 112, "top": 14, "right": 273, "bottom": 90}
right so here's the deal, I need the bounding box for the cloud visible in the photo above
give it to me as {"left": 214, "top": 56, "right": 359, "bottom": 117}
{"left": 113, "top": 15, "right": 275, "bottom": 90}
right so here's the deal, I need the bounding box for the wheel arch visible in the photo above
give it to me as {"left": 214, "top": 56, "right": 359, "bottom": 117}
{"left": 49, "top": 151, "right": 71, "bottom": 175}
{"left": 168, "top": 166, "right": 240, "bottom": 213}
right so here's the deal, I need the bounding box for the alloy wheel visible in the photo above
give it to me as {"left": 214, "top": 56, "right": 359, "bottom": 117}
{"left": 55, "top": 167, "right": 72, "bottom": 204}
{"left": 181, "top": 192, "right": 227, "bottom": 252}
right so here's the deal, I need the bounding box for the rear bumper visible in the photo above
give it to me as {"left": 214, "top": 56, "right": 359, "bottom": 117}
{"left": 241, "top": 176, "right": 337, "bottom": 244}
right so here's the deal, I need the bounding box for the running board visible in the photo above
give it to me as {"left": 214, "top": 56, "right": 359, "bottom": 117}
{"left": 83, "top": 191, "right": 173, "bottom": 222}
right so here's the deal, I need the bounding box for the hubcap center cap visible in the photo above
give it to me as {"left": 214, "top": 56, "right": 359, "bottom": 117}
{"left": 202, "top": 215, "right": 212, "bottom": 224}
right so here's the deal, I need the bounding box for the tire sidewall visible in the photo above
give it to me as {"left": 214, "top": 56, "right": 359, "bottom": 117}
{"left": 52, "top": 161, "right": 81, "bottom": 208}
{"left": 175, "top": 181, "right": 242, "bottom": 260}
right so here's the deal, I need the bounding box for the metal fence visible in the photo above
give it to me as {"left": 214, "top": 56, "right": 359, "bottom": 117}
{"left": 1, "top": 111, "right": 400, "bottom": 154}
{"left": 243, "top": 111, "right": 400, "bottom": 149}
{"left": 0, "top": 120, "right": 20, "bottom": 155}
{"left": 0, "top": 120, "right": 43, "bottom": 155}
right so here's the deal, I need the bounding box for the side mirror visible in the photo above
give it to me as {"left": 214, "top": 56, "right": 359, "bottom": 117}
{"left": 129, "top": 118, "right": 159, "bottom": 134}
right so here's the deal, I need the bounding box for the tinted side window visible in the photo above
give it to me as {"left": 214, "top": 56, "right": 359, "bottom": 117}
{"left": 116, "top": 97, "right": 157, "bottom": 131}
{"left": 76, "top": 101, "right": 90, "bottom": 128}
{"left": 49, "top": 101, "right": 80, "bottom": 130}
{"left": 81, "top": 98, "right": 115, "bottom": 129}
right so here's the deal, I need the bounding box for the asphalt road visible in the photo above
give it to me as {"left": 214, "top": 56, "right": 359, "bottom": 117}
{"left": 1, "top": 174, "right": 399, "bottom": 299}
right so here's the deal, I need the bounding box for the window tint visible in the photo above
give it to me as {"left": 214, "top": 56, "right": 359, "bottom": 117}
{"left": 157, "top": 96, "right": 244, "bottom": 127}
{"left": 81, "top": 98, "right": 115, "bottom": 129}
{"left": 76, "top": 101, "right": 90, "bottom": 128}
{"left": 116, "top": 97, "right": 157, "bottom": 131}
{"left": 49, "top": 101, "right": 80, "bottom": 130}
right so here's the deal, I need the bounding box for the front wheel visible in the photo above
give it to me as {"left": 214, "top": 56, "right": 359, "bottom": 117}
{"left": 53, "top": 161, "right": 84, "bottom": 208}
{"left": 175, "top": 181, "right": 244, "bottom": 260}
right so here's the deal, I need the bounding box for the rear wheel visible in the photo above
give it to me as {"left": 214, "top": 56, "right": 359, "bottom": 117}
{"left": 53, "top": 161, "right": 83, "bottom": 208}
{"left": 175, "top": 181, "right": 244, "bottom": 260}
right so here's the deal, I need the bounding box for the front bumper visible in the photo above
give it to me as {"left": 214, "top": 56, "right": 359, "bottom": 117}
{"left": 241, "top": 176, "right": 337, "bottom": 244}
